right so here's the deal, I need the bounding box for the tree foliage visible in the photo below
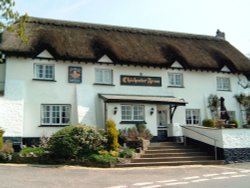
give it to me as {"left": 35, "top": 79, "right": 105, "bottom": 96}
{"left": 0, "top": 0, "right": 28, "bottom": 42}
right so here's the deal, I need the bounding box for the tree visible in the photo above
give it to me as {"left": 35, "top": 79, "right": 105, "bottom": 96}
{"left": 0, "top": 0, "right": 28, "bottom": 42}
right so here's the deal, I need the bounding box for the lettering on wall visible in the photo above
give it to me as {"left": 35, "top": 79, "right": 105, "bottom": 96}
{"left": 120, "top": 75, "right": 162, "bottom": 87}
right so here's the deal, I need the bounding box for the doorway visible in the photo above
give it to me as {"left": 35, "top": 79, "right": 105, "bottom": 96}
{"left": 157, "top": 106, "right": 168, "bottom": 142}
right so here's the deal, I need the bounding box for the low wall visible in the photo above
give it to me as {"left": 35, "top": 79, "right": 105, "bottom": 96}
{"left": 182, "top": 125, "right": 250, "bottom": 163}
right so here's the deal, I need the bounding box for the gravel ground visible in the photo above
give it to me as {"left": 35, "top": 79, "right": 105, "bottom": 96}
{"left": 225, "top": 162, "right": 250, "bottom": 169}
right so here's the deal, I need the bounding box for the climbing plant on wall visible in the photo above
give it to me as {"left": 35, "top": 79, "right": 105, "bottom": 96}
{"left": 208, "top": 94, "right": 220, "bottom": 119}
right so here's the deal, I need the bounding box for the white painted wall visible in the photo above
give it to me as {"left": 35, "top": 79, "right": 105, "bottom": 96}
{"left": 1, "top": 55, "right": 249, "bottom": 138}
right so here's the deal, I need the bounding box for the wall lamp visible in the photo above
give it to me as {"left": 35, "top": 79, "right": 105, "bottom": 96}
{"left": 113, "top": 107, "right": 118, "bottom": 115}
{"left": 150, "top": 107, "right": 154, "bottom": 115}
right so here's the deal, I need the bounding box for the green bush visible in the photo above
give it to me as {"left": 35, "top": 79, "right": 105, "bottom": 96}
{"left": 19, "top": 146, "right": 45, "bottom": 157}
{"left": 0, "top": 128, "right": 4, "bottom": 150}
{"left": 106, "top": 119, "right": 119, "bottom": 151}
{"left": 88, "top": 154, "right": 117, "bottom": 164}
{"left": 48, "top": 124, "right": 108, "bottom": 159}
{"left": 119, "top": 148, "right": 135, "bottom": 158}
{"left": 202, "top": 119, "right": 215, "bottom": 128}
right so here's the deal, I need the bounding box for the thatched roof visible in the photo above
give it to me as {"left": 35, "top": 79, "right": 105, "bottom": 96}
{"left": 1, "top": 17, "right": 250, "bottom": 76}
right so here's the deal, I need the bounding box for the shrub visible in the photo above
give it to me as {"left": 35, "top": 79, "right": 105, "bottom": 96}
{"left": 119, "top": 124, "right": 153, "bottom": 142}
{"left": 0, "top": 140, "right": 14, "bottom": 162}
{"left": 119, "top": 148, "right": 135, "bottom": 158}
{"left": 229, "top": 120, "right": 239, "bottom": 128}
{"left": 202, "top": 119, "right": 215, "bottom": 128}
{"left": 0, "top": 128, "right": 4, "bottom": 150}
{"left": 109, "top": 150, "right": 119, "bottom": 157}
{"left": 48, "top": 124, "right": 108, "bottom": 159}
{"left": 106, "top": 119, "right": 119, "bottom": 151}
{"left": 19, "top": 146, "right": 45, "bottom": 157}
{"left": 88, "top": 154, "right": 117, "bottom": 165}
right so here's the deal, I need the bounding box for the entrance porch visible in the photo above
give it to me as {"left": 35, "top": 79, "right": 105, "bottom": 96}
{"left": 99, "top": 94, "right": 187, "bottom": 141}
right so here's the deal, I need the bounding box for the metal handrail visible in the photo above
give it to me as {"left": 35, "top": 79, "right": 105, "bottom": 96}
{"left": 181, "top": 125, "right": 218, "bottom": 160}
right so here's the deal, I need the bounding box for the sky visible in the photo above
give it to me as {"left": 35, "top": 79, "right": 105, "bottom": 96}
{"left": 13, "top": 0, "right": 250, "bottom": 56}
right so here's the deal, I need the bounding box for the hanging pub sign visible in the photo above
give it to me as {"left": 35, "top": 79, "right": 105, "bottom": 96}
{"left": 120, "top": 75, "right": 162, "bottom": 87}
{"left": 68, "top": 66, "right": 82, "bottom": 83}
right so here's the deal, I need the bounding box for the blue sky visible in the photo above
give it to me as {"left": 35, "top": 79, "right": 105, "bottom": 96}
{"left": 14, "top": 0, "right": 250, "bottom": 56}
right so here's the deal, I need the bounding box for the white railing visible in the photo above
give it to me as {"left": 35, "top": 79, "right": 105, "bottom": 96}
{"left": 181, "top": 125, "right": 218, "bottom": 160}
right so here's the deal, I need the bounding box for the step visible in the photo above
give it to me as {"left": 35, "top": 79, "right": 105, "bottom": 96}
{"left": 147, "top": 145, "right": 191, "bottom": 150}
{"left": 131, "top": 156, "right": 214, "bottom": 163}
{"left": 150, "top": 142, "right": 183, "bottom": 147}
{"left": 140, "top": 152, "right": 209, "bottom": 158}
{"left": 145, "top": 148, "right": 199, "bottom": 154}
{"left": 116, "top": 160, "right": 225, "bottom": 168}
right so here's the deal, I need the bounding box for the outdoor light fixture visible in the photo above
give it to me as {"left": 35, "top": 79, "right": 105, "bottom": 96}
{"left": 150, "top": 107, "right": 154, "bottom": 115}
{"left": 114, "top": 107, "right": 118, "bottom": 115}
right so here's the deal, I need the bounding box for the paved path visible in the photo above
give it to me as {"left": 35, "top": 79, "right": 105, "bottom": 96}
{"left": 1, "top": 163, "right": 250, "bottom": 188}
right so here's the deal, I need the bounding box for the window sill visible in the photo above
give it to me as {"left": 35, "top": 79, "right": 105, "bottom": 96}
{"left": 33, "top": 79, "right": 57, "bottom": 82}
{"left": 217, "top": 89, "right": 231, "bottom": 92}
{"left": 168, "top": 85, "right": 184, "bottom": 88}
{"left": 94, "top": 83, "right": 115, "bottom": 86}
{"left": 39, "top": 125, "right": 69, "bottom": 127}
{"left": 120, "top": 121, "right": 147, "bottom": 124}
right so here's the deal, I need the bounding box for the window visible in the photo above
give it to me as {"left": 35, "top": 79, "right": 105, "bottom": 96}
{"left": 95, "top": 68, "right": 113, "bottom": 84}
{"left": 168, "top": 73, "right": 183, "bottom": 87}
{"left": 121, "top": 105, "right": 145, "bottom": 121}
{"left": 217, "top": 77, "right": 230, "bottom": 91}
{"left": 41, "top": 104, "right": 71, "bottom": 126}
{"left": 186, "top": 109, "right": 200, "bottom": 125}
{"left": 34, "top": 64, "right": 54, "bottom": 80}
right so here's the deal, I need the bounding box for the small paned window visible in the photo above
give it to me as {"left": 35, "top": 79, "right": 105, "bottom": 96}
{"left": 186, "top": 109, "right": 200, "bottom": 125}
{"left": 41, "top": 104, "right": 71, "bottom": 126}
{"left": 217, "top": 77, "right": 230, "bottom": 91}
{"left": 168, "top": 73, "right": 183, "bottom": 87}
{"left": 34, "top": 64, "right": 54, "bottom": 80}
{"left": 121, "top": 105, "right": 145, "bottom": 121}
{"left": 95, "top": 69, "right": 113, "bottom": 84}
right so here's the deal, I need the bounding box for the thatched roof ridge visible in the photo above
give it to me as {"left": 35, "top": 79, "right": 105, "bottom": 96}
{"left": 0, "top": 17, "right": 250, "bottom": 76}
{"left": 27, "top": 17, "right": 222, "bottom": 41}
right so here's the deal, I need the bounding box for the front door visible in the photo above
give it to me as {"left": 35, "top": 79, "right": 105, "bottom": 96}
{"left": 157, "top": 107, "right": 168, "bottom": 142}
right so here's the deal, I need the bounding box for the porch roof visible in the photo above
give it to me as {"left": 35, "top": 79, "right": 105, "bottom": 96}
{"left": 99, "top": 94, "right": 187, "bottom": 106}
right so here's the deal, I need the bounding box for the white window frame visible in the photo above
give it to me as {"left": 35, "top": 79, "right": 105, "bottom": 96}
{"left": 217, "top": 77, "right": 230, "bottom": 91}
{"left": 41, "top": 104, "right": 71, "bottom": 126}
{"left": 121, "top": 105, "right": 145, "bottom": 122}
{"left": 186, "top": 109, "right": 200, "bottom": 125}
{"left": 34, "top": 64, "right": 55, "bottom": 80}
{"left": 168, "top": 73, "right": 183, "bottom": 87}
{"left": 95, "top": 68, "right": 113, "bottom": 84}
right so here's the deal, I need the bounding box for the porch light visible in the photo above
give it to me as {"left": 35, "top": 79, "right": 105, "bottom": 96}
{"left": 150, "top": 107, "right": 154, "bottom": 115}
{"left": 113, "top": 107, "right": 118, "bottom": 115}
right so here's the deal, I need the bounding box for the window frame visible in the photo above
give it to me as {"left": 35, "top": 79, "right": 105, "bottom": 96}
{"left": 41, "top": 104, "right": 71, "bottom": 126}
{"left": 95, "top": 68, "right": 113, "bottom": 85}
{"left": 217, "top": 77, "right": 231, "bottom": 91}
{"left": 168, "top": 73, "right": 184, "bottom": 87}
{"left": 34, "top": 63, "right": 55, "bottom": 81}
{"left": 185, "top": 109, "right": 200, "bottom": 125}
{"left": 121, "top": 104, "right": 145, "bottom": 122}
